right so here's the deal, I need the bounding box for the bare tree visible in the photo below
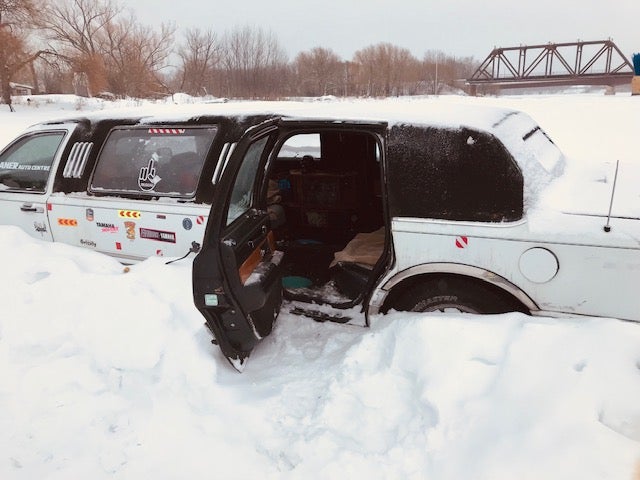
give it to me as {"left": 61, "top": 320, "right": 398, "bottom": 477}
{"left": 0, "top": 0, "right": 40, "bottom": 110}
{"left": 38, "top": 0, "right": 174, "bottom": 98}
{"left": 422, "top": 50, "right": 476, "bottom": 94}
{"left": 38, "top": 0, "right": 121, "bottom": 95}
{"left": 221, "top": 25, "right": 288, "bottom": 98}
{"left": 293, "top": 47, "right": 343, "bottom": 96}
{"left": 177, "top": 27, "right": 222, "bottom": 96}
{"left": 102, "top": 14, "right": 175, "bottom": 97}
{"left": 37, "top": 55, "right": 74, "bottom": 93}
{"left": 353, "top": 43, "right": 420, "bottom": 96}
{"left": 24, "top": 1, "right": 479, "bottom": 100}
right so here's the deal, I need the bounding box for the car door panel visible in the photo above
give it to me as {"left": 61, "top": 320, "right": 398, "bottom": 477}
{"left": 193, "top": 120, "right": 282, "bottom": 369}
{"left": 0, "top": 127, "right": 75, "bottom": 241}
{"left": 48, "top": 195, "right": 210, "bottom": 262}
{"left": 220, "top": 213, "right": 281, "bottom": 330}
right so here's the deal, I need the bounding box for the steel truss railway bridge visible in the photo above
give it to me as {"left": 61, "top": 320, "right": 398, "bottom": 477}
{"left": 466, "top": 40, "right": 634, "bottom": 94}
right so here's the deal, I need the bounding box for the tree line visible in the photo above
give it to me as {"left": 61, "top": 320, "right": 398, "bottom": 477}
{"left": 1, "top": 0, "right": 478, "bottom": 110}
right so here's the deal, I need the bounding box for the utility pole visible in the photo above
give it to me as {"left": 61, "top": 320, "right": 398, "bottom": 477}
{"left": 434, "top": 54, "right": 438, "bottom": 95}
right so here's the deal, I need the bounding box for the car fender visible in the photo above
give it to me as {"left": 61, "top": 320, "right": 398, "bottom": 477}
{"left": 368, "top": 262, "right": 540, "bottom": 315}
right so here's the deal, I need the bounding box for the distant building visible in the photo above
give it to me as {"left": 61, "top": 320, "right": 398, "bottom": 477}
{"left": 9, "top": 82, "right": 34, "bottom": 96}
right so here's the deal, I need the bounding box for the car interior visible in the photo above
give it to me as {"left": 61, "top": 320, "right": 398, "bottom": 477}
{"left": 266, "top": 130, "right": 386, "bottom": 306}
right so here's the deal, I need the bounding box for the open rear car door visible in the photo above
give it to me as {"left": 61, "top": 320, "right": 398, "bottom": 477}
{"left": 192, "top": 119, "right": 282, "bottom": 371}
{"left": 193, "top": 117, "right": 390, "bottom": 370}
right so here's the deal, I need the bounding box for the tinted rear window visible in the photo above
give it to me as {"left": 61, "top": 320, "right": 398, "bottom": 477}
{"left": 387, "top": 125, "right": 523, "bottom": 222}
{"left": 90, "top": 126, "right": 217, "bottom": 197}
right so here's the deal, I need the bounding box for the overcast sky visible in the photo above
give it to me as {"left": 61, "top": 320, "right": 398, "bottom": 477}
{"left": 129, "top": 0, "right": 639, "bottom": 61}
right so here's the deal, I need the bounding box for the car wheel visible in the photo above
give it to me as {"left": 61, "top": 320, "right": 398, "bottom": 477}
{"left": 391, "top": 275, "right": 525, "bottom": 314}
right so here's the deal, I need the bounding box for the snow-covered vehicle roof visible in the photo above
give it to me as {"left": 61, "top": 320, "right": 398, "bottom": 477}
{"left": 35, "top": 98, "right": 566, "bottom": 210}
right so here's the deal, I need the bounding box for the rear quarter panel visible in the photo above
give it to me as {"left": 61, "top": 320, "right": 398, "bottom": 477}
{"left": 387, "top": 213, "right": 640, "bottom": 321}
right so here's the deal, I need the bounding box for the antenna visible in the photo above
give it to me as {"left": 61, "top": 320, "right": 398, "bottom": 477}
{"left": 603, "top": 160, "right": 619, "bottom": 233}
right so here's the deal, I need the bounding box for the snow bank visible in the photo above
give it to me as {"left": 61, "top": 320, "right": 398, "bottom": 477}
{"left": 0, "top": 224, "right": 639, "bottom": 479}
{"left": 1, "top": 93, "right": 639, "bottom": 479}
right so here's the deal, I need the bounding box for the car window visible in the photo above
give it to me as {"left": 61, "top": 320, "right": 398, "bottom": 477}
{"left": 387, "top": 125, "right": 523, "bottom": 222}
{"left": 0, "top": 132, "right": 65, "bottom": 192}
{"left": 277, "top": 133, "right": 321, "bottom": 161}
{"left": 226, "top": 136, "right": 270, "bottom": 226}
{"left": 90, "top": 126, "right": 217, "bottom": 197}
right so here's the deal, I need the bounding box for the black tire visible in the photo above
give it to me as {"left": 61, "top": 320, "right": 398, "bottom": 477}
{"left": 390, "top": 275, "right": 525, "bottom": 314}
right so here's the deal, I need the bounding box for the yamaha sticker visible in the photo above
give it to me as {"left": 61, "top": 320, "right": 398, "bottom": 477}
{"left": 139, "top": 228, "right": 176, "bottom": 243}
{"left": 97, "top": 222, "right": 118, "bottom": 233}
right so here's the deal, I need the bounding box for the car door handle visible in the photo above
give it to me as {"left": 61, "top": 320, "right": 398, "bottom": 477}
{"left": 20, "top": 204, "right": 41, "bottom": 212}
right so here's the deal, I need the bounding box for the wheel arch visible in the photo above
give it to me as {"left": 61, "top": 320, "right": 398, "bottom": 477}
{"left": 373, "top": 263, "right": 539, "bottom": 314}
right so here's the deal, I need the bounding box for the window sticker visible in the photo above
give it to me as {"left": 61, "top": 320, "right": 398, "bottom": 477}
{"left": 148, "top": 128, "right": 186, "bottom": 135}
{"left": 0, "top": 162, "right": 50, "bottom": 171}
{"left": 138, "top": 156, "right": 162, "bottom": 191}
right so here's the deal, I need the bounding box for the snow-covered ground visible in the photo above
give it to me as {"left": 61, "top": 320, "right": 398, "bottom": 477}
{"left": 1, "top": 92, "right": 639, "bottom": 479}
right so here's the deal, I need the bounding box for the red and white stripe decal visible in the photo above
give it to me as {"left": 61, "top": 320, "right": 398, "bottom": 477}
{"left": 148, "top": 128, "right": 186, "bottom": 135}
{"left": 455, "top": 236, "right": 469, "bottom": 249}
{"left": 196, "top": 215, "right": 205, "bottom": 225}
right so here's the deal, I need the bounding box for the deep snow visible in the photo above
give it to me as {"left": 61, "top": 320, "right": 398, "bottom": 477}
{"left": 1, "top": 92, "right": 639, "bottom": 479}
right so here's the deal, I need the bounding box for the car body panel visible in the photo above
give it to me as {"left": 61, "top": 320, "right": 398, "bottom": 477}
{"left": 376, "top": 213, "right": 640, "bottom": 321}
{"left": 46, "top": 194, "right": 210, "bottom": 262}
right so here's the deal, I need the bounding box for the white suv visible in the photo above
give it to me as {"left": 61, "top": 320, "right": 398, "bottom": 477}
{"left": 190, "top": 102, "right": 639, "bottom": 370}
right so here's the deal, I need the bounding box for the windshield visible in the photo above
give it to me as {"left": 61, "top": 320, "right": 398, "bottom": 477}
{"left": 91, "top": 126, "right": 217, "bottom": 197}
